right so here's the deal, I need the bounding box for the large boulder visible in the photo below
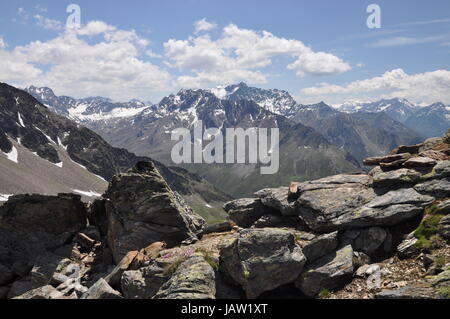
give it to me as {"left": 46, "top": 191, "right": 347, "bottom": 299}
{"left": 0, "top": 194, "right": 87, "bottom": 267}
{"left": 295, "top": 245, "right": 354, "bottom": 298}
{"left": 104, "top": 162, "right": 205, "bottom": 263}
{"left": 298, "top": 180, "right": 434, "bottom": 232}
{"left": 154, "top": 254, "right": 216, "bottom": 299}
{"left": 219, "top": 228, "right": 306, "bottom": 299}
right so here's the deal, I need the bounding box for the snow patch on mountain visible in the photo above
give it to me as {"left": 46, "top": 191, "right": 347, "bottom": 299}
{"left": 3, "top": 146, "right": 18, "bottom": 163}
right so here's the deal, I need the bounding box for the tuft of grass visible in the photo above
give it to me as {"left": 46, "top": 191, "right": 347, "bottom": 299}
{"left": 163, "top": 256, "right": 188, "bottom": 277}
{"left": 414, "top": 204, "right": 444, "bottom": 250}
{"left": 319, "top": 288, "right": 331, "bottom": 298}
{"left": 196, "top": 248, "right": 219, "bottom": 271}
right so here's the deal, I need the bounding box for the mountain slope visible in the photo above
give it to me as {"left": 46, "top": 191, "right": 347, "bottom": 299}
{"left": 290, "top": 102, "right": 424, "bottom": 165}
{"left": 0, "top": 83, "right": 231, "bottom": 207}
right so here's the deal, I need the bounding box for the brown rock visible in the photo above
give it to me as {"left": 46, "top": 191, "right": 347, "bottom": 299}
{"left": 364, "top": 153, "right": 412, "bottom": 166}
{"left": 419, "top": 150, "right": 449, "bottom": 161}
{"left": 130, "top": 242, "right": 166, "bottom": 270}
{"left": 404, "top": 157, "right": 437, "bottom": 168}
{"left": 390, "top": 144, "right": 422, "bottom": 155}
{"left": 104, "top": 251, "right": 139, "bottom": 287}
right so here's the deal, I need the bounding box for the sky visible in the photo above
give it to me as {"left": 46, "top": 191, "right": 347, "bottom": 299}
{"left": 0, "top": 0, "right": 449, "bottom": 105}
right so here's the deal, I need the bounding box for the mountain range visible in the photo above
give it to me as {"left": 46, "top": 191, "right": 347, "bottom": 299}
{"left": 335, "top": 98, "right": 450, "bottom": 138}
{"left": 0, "top": 83, "right": 230, "bottom": 218}
{"left": 24, "top": 82, "right": 442, "bottom": 197}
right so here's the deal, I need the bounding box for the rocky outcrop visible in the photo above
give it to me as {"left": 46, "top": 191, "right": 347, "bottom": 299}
{"left": 0, "top": 194, "right": 87, "bottom": 267}
{"left": 104, "top": 162, "right": 206, "bottom": 263}
{"left": 219, "top": 228, "right": 306, "bottom": 299}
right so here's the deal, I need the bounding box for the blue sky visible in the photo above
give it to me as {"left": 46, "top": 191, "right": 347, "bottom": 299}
{"left": 0, "top": 0, "right": 449, "bottom": 105}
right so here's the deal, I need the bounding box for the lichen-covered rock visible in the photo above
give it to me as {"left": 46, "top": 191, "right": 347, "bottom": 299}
{"left": 104, "top": 161, "right": 205, "bottom": 263}
{"left": 414, "top": 178, "right": 450, "bottom": 198}
{"left": 302, "top": 231, "right": 338, "bottom": 262}
{"left": 295, "top": 245, "right": 354, "bottom": 298}
{"left": 154, "top": 254, "right": 216, "bottom": 299}
{"left": 0, "top": 194, "right": 87, "bottom": 268}
{"left": 297, "top": 176, "right": 433, "bottom": 232}
{"left": 219, "top": 228, "right": 306, "bottom": 299}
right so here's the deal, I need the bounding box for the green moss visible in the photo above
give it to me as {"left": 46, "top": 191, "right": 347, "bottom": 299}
{"left": 414, "top": 204, "right": 444, "bottom": 250}
{"left": 436, "top": 286, "right": 450, "bottom": 299}
{"left": 163, "top": 256, "right": 188, "bottom": 277}
{"left": 319, "top": 288, "right": 331, "bottom": 298}
{"left": 196, "top": 248, "right": 219, "bottom": 271}
{"left": 434, "top": 256, "right": 445, "bottom": 268}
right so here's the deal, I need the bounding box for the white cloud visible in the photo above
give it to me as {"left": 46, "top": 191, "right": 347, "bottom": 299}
{"left": 0, "top": 38, "right": 7, "bottom": 49}
{"left": 194, "top": 18, "right": 217, "bottom": 33}
{"left": 0, "top": 21, "right": 171, "bottom": 100}
{"left": 369, "top": 34, "right": 449, "bottom": 47}
{"left": 301, "top": 68, "right": 450, "bottom": 104}
{"left": 164, "top": 23, "right": 351, "bottom": 88}
{"left": 33, "top": 14, "right": 63, "bottom": 30}
{"left": 287, "top": 52, "right": 351, "bottom": 76}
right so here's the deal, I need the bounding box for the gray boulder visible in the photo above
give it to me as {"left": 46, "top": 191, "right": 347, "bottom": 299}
{"left": 121, "top": 263, "right": 170, "bottom": 299}
{"left": 154, "top": 254, "right": 216, "bottom": 299}
{"left": 104, "top": 162, "right": 205, "bottom": 263}
{"left": 254, "top": 187, "right": 298, "bottom": 216}
{"left": 302, "top": 231, "right": 338, "bottom": 262}
{"left": 0, "top": 194, "right": 87, "bottom": 267}
{"left": 353, "top": 227, "right": 387, "bottom": 255}
{"left": 0, "top": 264, "right": 14, "bottom": 286}
{"left": 219, "top": 228, "right": 306, "bottom": 299}
{"left": 295, "top": 245, "right": 354, "bottom": 298}
{"left": 415, "top": 178, "right": 450, "bottom": 198}
{"left": 223, "top": 198, "right": 275, "bottom": 228}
